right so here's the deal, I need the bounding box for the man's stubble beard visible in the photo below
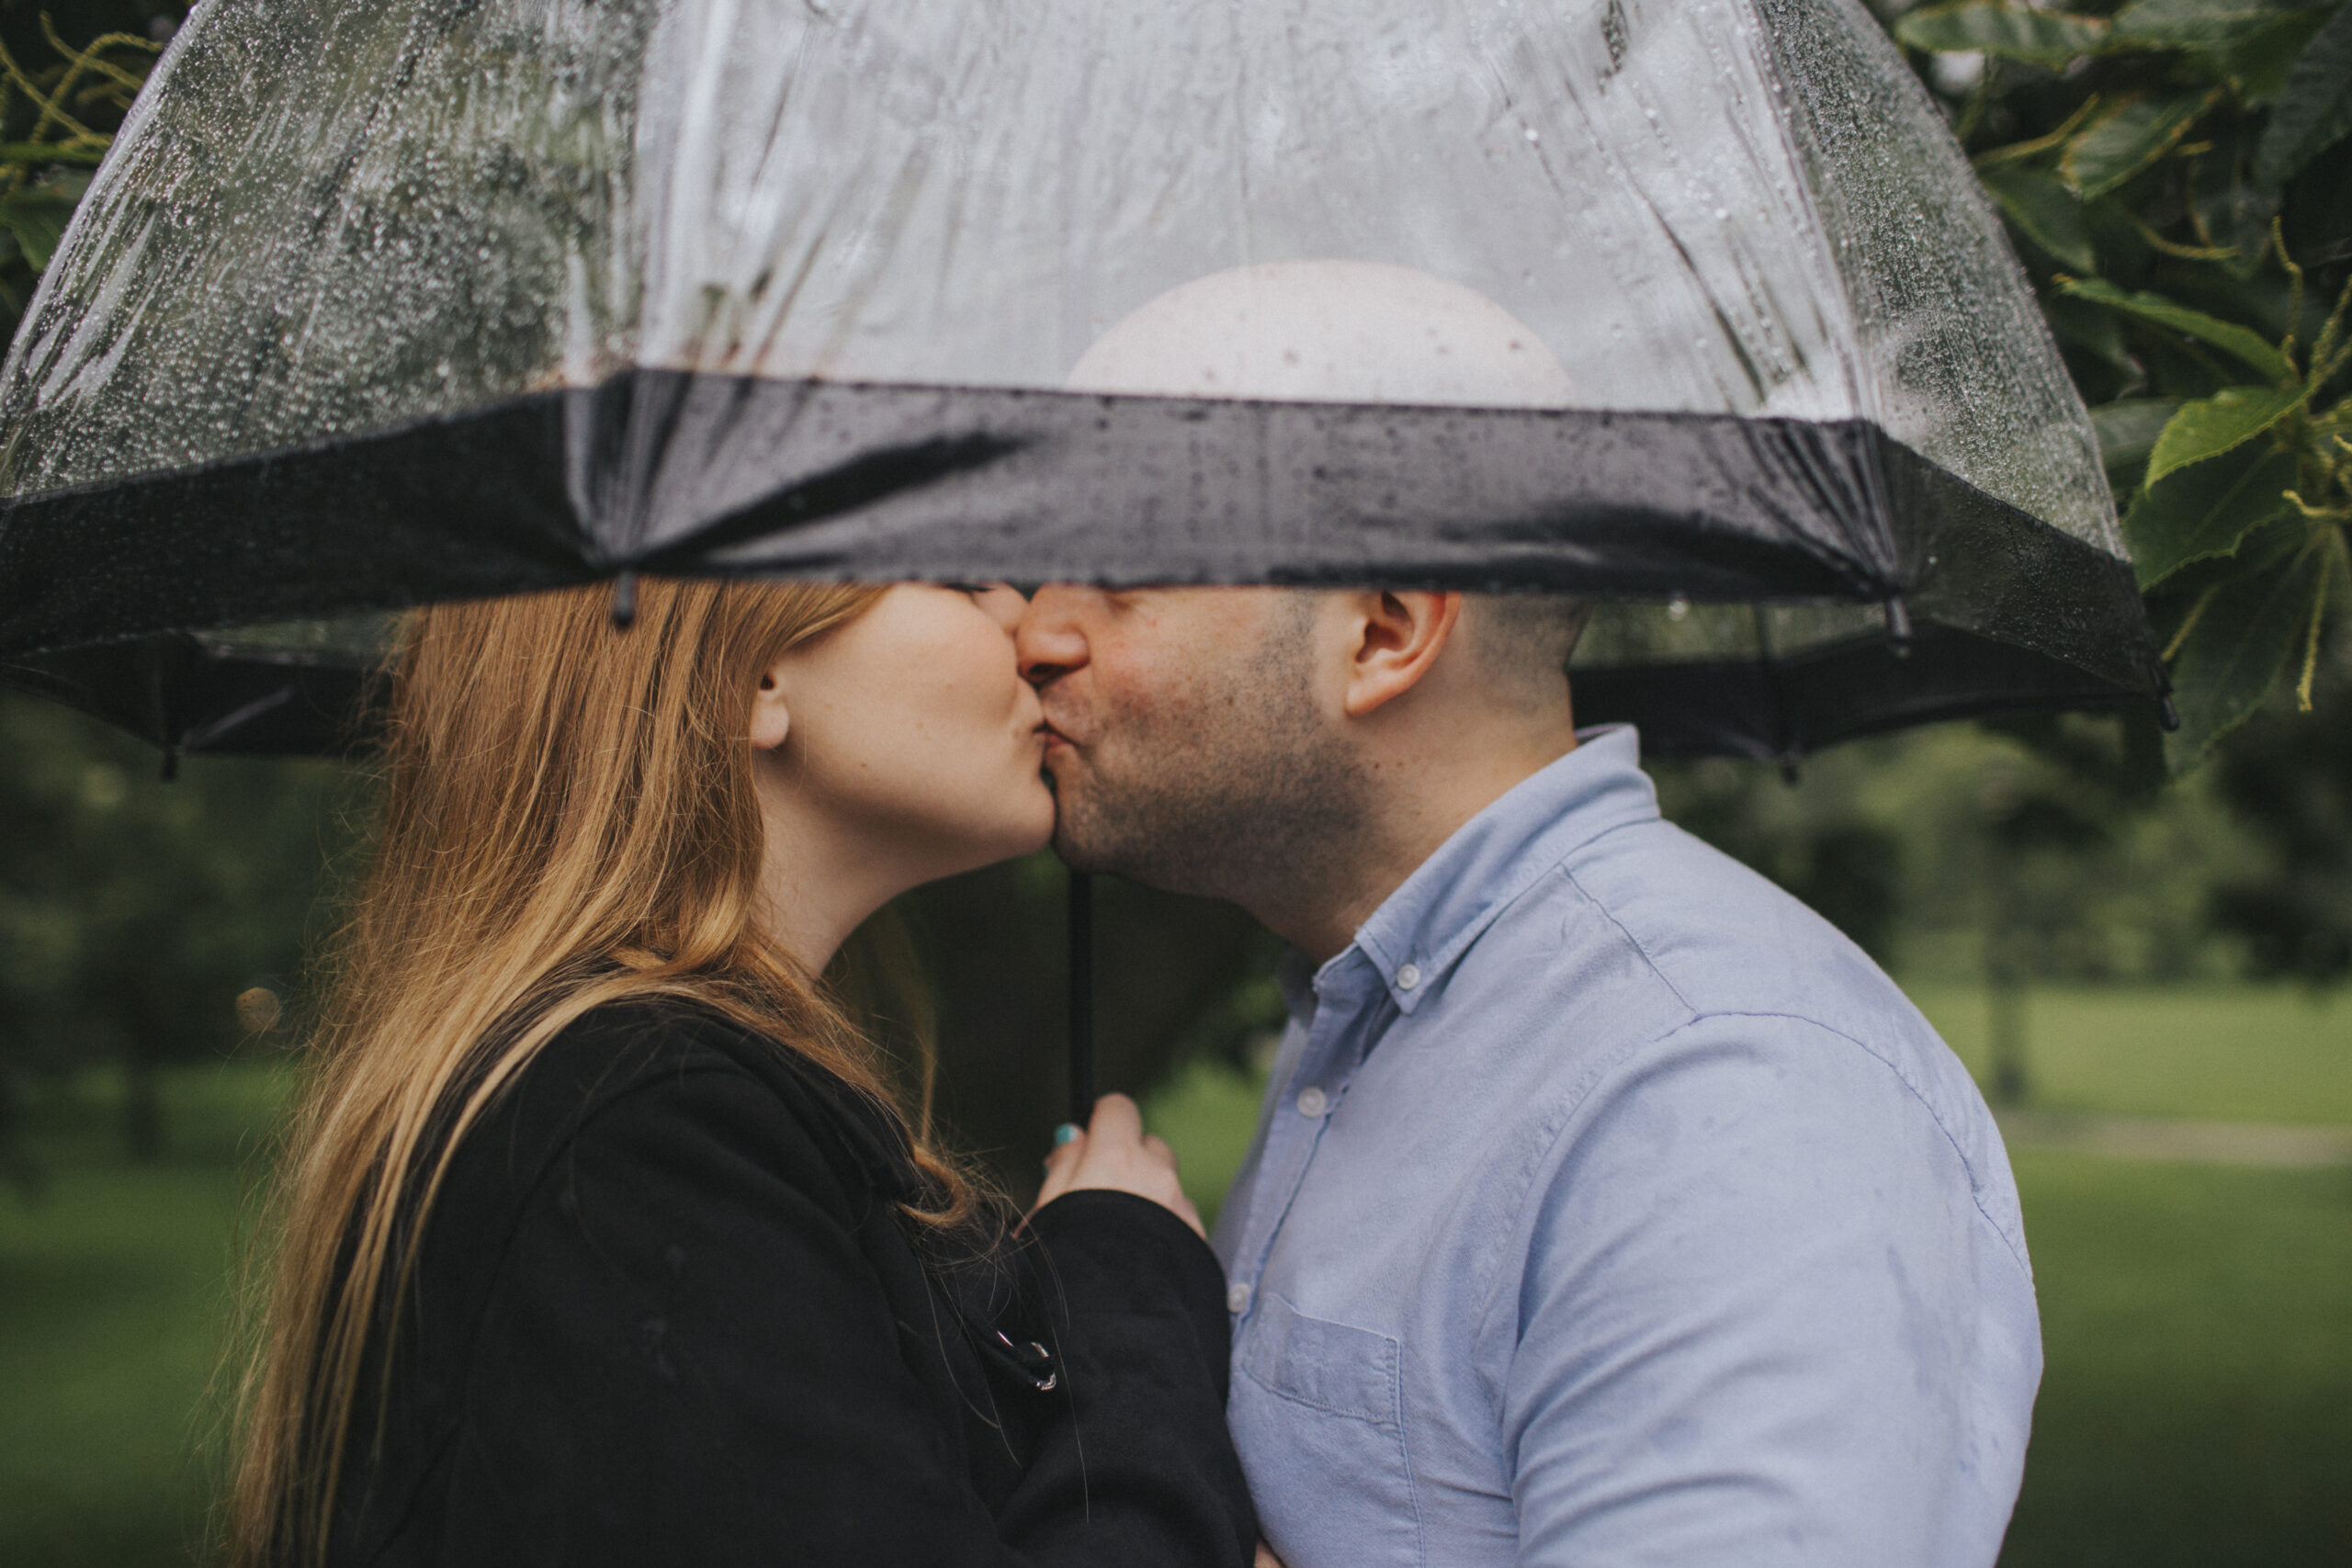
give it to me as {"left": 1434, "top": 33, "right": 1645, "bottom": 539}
{"left": 1051, "top": 609, "right": 1369, "bottom": 909}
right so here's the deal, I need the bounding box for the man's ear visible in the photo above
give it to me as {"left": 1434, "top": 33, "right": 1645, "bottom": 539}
{"left": 1340, "top": 590, "right": 1462, "bottom": 718}
{"left": 749, "top": 662, "right": 792, "bottom": 752}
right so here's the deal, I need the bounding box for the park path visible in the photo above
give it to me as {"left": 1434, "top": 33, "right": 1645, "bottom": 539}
{"left": 1995, "top": 1109, "right": 2352, "bottom": 1168}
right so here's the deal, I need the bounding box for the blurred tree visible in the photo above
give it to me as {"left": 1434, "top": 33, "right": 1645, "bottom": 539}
{"left": 1657, "top": 714, "right": 2235, "bottom": 972}
{"left": 0, "top": 691, "right": 352, "bottom": 1175}
{"left": 1973, "top": 734, "right": 2125, "bottom": 1103}
{"left": 1656, "top": 707, "right": 2250, "bottom": 1100}
{"left": 2205, "top": 622, "right": 2352, "bottom": 979}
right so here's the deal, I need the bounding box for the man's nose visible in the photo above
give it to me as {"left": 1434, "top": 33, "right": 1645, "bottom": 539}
{"left": 1017, "top": 585, "right": 1095, "bottom": 687}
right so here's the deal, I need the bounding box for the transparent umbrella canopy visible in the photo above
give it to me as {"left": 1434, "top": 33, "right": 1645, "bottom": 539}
{"left": 0, "top": 0, "right": 2161, "bottom": 764}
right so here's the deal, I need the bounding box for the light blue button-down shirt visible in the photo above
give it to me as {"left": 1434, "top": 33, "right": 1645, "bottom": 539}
{"left": 1212, "top": 727, "right": 2040, "bottom": 1568}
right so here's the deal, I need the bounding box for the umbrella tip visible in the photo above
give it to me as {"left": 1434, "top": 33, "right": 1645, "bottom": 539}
{"left": 1883, "top": 597, "right": 1913, "bottom": 658}
{"left": 610, "top": 570, "right": 639, "bottom": 630}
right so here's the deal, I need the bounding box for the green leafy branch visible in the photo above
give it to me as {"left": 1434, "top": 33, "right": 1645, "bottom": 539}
{"left": 0, "top": 14, "right": 161, "bottom": 324}
{"left": 1898, "top": 0, "right": 2352, "bottom": 773}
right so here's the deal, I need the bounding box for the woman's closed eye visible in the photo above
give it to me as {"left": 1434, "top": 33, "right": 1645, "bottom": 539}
{"left": 942, "top": 581, "right": 1031, "bottom": 629}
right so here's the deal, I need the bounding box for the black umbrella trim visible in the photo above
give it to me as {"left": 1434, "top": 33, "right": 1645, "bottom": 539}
{"left": 0, "top": 369, "right": 2157, "bottom": 761}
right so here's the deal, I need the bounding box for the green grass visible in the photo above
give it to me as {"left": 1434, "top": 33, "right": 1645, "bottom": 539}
{"left": 2005, "top": 1151, "right": 2352, "bottom": 1566}
{"left": 0, "top": 1063, "right": 288, "bottom": 1568}
{"left": 1911, "top": 982, "right": 2352, "bottom": 1126}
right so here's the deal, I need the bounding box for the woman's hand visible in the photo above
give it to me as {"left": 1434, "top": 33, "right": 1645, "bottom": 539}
{"left": 1032, "top": 1093, "right": 1205, "bottom": 1239}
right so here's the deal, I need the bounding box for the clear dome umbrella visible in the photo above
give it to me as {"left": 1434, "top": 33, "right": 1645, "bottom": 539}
{"left": 0, "top": 0, "right": 2161, "bottom": 771}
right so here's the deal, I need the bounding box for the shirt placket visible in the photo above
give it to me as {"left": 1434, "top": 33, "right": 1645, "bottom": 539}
{"left": 1221, "top": 954, "right": 1389, "bottom": 1323}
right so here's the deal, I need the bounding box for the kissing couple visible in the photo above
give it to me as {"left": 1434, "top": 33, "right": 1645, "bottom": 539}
{"left": 232, "top": 275, "right": 2039, "bottom": 1568}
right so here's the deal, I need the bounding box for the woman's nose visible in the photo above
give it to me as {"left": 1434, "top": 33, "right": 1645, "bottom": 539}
{"left": 974, "top": 582, "right": 1030, "bottom": 632}
{"left": 1016, "top": 586, "right": 1095, "bottom": 685}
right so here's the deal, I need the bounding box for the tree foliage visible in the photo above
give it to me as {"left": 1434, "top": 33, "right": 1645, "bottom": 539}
{"left": 0, "top": 1, "right": 174, "bottom": 333}
{"left": 1894, "top": 0, "right": 2352, "bottom": 773}
{"left": 2203, "top": 624, "right": 2352, "bottom": 976}
{"left": 0, "top": 690, "right": 356, "bottom": 1170}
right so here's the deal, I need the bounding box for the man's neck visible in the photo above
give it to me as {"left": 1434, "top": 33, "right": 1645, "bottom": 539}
{"left": 1250, "top": 729, "right": 1578, "bottom": 966}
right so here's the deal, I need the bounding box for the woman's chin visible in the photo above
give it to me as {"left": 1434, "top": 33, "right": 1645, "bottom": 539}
{"left": 926, "top": 787, "right": 1058, "bottom": 881}
{"left": 1010, "top": 789, "right": 1060, "bottom": 858}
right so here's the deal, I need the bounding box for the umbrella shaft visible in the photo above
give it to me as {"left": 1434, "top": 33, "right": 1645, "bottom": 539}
{"left": 1068, "top": 871, "right": 1094, "bottom": 1126}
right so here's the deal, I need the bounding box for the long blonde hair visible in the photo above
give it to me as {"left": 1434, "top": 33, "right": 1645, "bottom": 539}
{"left": 230, "top": 577, "right": 982, "bottom": 1565}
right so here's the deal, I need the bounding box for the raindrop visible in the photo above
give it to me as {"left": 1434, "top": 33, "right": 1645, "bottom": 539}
{"left": 1929, "top": 51, "right": 1985, "bottom": 97}
{"left": 1522, "top": 126, "right": 1540, "bottom": 143}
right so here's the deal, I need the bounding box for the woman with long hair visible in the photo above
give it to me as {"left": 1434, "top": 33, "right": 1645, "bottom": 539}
{"left": 231, "top": 578, "right": 1254, "bottom": 1567}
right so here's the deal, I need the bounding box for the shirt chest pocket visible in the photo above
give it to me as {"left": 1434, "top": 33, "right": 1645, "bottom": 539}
{"left": 1233, "top": 1293, "right": 1422, "bottom": 1568}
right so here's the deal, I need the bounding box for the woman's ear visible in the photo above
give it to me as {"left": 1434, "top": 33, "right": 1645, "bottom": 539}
{"left": 748, "top": 661, "right": 792, "bottom": 752}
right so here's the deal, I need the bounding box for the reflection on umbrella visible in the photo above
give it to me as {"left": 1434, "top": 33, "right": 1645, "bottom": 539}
{"left": 0, "top": 0, "right": 2159, "bottom": 768}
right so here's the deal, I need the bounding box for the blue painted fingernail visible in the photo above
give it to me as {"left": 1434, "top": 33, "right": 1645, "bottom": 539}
{"left": 1052, "top": 1122, "right": 1081, "bottom": 1146}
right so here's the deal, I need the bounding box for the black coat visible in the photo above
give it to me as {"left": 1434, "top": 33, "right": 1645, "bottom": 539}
{"left": 325, "top": 999, "right": 1257, "bottom": 1567}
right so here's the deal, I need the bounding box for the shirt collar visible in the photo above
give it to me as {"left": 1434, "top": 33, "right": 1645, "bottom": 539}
{"left": 1316, "top": 724, "right": 1659, "bottom": 1016}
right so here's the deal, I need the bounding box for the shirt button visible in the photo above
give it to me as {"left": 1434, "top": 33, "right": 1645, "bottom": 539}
{"left": 1295, "top": 1086, "right": 1329, "bottom": 1118}
{"left": 1227, "top": 1280, "right": 1253, "bottom": 1314}
{"left": 1396, "top": 963, "right": 1421, "bottom": 990}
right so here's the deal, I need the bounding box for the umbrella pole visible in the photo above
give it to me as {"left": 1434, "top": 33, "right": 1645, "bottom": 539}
{"left": 1067, "top": 869, "right": 1095, "bottom": 1127}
